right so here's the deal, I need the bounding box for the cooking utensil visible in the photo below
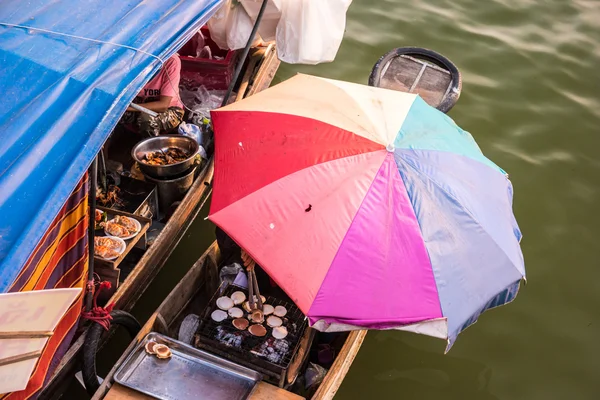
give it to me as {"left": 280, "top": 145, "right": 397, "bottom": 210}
{"left": 248, "top": 266, "right": 255, "bottom": 311}
{"left": 251, "top": 268, "right": 263, "bottom": 310}
{"left": 131, "top": 135, "right": 199, "bottom": 179}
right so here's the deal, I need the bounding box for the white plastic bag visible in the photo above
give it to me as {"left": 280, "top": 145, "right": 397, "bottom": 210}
{"left": 240, "top": 0, "right": 282, "bottom": 42}
{"left": 207, "top": 0, "right": 262, "bottom": 50}
{"left": 206, "top": 1, "right": 230, "bottom": 49}
{"left": 276, "top": 0, "right": 352, "bottom": 65}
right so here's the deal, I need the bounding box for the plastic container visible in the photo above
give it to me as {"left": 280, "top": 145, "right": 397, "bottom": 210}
{"left": 178, "top": 121, "right": 203, "bottom": 145}
{"left": 178, "top": 28, "right": 240, "bottom": 91}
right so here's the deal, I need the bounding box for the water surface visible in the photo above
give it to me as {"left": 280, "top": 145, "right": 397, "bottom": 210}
{"left": 93, "top": 1, "right": 600, "bottom": 399}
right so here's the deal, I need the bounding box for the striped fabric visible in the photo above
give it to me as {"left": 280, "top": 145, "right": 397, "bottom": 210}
{"left": 1, "top": 174, "right": 89, "bottom": 400}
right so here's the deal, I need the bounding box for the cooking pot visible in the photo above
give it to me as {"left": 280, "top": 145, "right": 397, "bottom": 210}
{"left": 131, "top": 135, "right": 199, "bottom": 179}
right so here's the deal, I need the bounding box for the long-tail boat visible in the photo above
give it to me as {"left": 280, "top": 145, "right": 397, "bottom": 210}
{"left": 0, "top": 1, "right": 279, "bottom": 398}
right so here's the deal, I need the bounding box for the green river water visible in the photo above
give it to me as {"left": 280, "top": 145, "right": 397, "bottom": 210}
{"left": 76, "top": 0, "right": 600, "bottom": 399}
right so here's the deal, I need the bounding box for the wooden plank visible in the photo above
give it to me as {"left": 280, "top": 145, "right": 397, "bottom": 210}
{"left": 94, "top": 208, "right": 151, "bottom": 270}
{"left": 247, "top": 44, "right": 279, "bottom": 96}
{"left": 104, "top": 383, "right": 143, "bottom": 400}
{"left": 0, "top": 331, "right": 52, "bottom": 339}
{"left": 251, "top": 382, "right": 305, "bottom": 400}
{"left": 287, "top": 327, "right": 316, "bottom": 385}
{"left": 0, "top": 351, "right": 42, "bottom": 367}
{"left": 103, "top": 381, "right": 304, "bottom": 400}
{"left": 236, "top": 47, "right": 267, "bottom": 102}
{"left": 311, "top": 330, "right": 367, "bottom": 400}
{"left": 155, "top": 242, "right": 219, "bottom": 327}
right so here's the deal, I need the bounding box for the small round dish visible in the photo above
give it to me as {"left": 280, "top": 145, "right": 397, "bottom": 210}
{"left": 104, "top": 217, "right": 141, "bottom": 240}
{"left": 94, "top": 236, "right": 126, "bottom": 260}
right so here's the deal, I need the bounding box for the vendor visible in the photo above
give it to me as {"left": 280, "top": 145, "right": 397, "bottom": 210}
{"left": 119, "top": 54, "right": 185, "bottom": 137}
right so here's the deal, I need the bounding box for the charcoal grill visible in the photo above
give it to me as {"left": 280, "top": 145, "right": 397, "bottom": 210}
{"left": 195, "top": 283, "right": 309, "bottom": 387}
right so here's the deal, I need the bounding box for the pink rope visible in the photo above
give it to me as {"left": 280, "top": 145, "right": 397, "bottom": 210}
{"left": 81, "top": 281, "right": 114, "bottom": 331}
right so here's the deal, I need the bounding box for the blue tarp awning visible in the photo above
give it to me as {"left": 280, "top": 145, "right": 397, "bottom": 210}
{"left": 0, "top": 0, "right": 224, "bottom": 291}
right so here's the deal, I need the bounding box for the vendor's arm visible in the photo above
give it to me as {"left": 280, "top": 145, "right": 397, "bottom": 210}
{"left": 127, "top": 95, "right": 173, "bottom": 113}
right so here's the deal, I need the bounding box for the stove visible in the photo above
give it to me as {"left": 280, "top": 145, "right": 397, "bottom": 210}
{"left": 195, "top": 283, "right": 309, "bottom": 387}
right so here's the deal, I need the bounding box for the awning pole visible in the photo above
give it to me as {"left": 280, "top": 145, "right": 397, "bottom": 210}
{"left": 220, "top": 0, "right": 269, "bottom": 107}
{"left": 86, "top": 156, "right": 98, "bottom": 311}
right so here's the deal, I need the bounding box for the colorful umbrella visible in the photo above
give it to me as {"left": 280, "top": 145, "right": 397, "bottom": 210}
{"left": 208, "top": 74, "right": 525, "bottom": 350}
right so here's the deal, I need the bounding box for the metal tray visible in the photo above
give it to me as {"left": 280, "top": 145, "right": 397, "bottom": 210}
{"left": 114, "top": 332, "right": 262, "bottom": 400}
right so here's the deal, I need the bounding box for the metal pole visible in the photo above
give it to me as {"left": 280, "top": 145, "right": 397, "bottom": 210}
{"left": 86, "top": 156, "right": 98, "bottom": 311}
{"left": 220, "top": 0, "right": 269, "bottom": 107}
{"left": 129, "top": 102, "right": 158, "bottom": 117}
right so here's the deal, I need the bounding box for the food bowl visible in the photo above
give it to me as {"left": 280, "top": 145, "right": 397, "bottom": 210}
{"left": 132, "top": 135, "right": 199, "bottom": 179}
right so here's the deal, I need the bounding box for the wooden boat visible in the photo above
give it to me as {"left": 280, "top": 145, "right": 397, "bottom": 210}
{"left": 38, "top": 44, "right": 281, "bottom": 399}
{"left": 368, "top": 47, "right": 462, "bottom": 113}
{"left": 91, "top": 242, "right": 368, "bottom": 400}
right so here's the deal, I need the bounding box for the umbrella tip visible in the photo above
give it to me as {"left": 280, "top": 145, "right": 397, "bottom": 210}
{"left": 386, "top": 143, "right": 395, "bottom": 153}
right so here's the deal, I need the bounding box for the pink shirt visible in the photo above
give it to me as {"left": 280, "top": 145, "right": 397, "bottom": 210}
{"left": 135, "top": 55, "right": 183, "bottom": 109}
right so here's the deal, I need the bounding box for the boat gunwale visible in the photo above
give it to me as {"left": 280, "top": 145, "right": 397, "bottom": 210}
{"left": 91, "top": 241, "right": 366, "bottom": 400}
{"left": 38, "top": 43, "right": 280, "bottom": 400}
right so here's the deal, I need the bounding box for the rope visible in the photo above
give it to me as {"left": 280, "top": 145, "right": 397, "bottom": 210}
{"left": 0, "top": 22, "right": 163, "bottom": 62}
{"left": 81, "top": 280, "right": 114, "bottom": 331}
{"left": 0, "top": 22, "right": 197, "bottom": 114}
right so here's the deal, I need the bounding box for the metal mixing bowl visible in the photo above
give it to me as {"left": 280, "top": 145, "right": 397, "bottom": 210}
{"left": 131, "top": 135, "right": 199, "bottom": 179}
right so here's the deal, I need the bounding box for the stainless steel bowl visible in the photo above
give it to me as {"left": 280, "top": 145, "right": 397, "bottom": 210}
{"left": 131, "top": 135, "right": 199, "bottom": 179}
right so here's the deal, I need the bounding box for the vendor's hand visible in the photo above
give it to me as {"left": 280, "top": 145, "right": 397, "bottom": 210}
{"left": 241, "top": 249, "right": 256, "bottom": 270}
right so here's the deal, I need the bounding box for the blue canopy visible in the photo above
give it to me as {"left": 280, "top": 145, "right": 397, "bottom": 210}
{"left": 0, "top": 0, "right": 224, "bottom": 291}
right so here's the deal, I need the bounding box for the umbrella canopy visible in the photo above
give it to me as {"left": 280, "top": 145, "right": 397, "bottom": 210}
{"left": 209, "top": 74, "right": 525, "bottom": 350}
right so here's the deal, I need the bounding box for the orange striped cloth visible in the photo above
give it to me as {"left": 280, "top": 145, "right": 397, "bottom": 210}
{"left": 1, "top": 174, "right": 89, "bottom": 400}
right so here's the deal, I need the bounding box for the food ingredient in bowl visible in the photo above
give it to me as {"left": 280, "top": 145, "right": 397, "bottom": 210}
{"left": 232, "top": 318, "right": 249, "bottom": 331}
{"left": 96, "top": 185, "right": 124, "bottom": 208}
{"left": 142, "top": 147, "right": 190, "bottom": 165}
{"left": 114, "top": 215, "right": 139, "bottom": 235}
{"left": 94, "top": 236, "right": 123, "bottom": 259}
{"left": 216, "top": 296, "right": 234, "bottom": 310}
{"left": 94, "top": 210, "right": 107, "bottom": 230}
{"left": 105, "top": 221, "right": 130, "bottom": 238}
{"left": 94, "top": 236, "right": 122, "bottom": 250}
{"left": 211, "top": 309, "right": 228, "bottom": 322}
